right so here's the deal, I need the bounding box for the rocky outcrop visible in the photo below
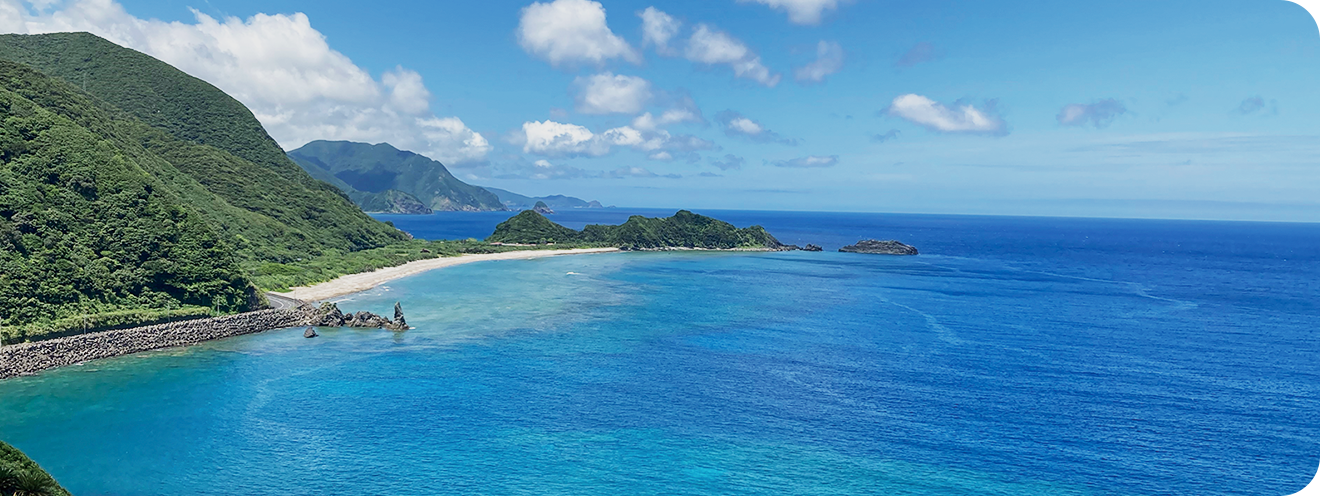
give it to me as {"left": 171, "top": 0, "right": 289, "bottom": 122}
{"left": 802, "top": 244, "right": 824, "bottom": 252}
{"left": 839, "top": 239, "right": 919, "bottom": 255}
{"left": 308, "top": 302, "right": 408, "bottom": 331}
{"left": 532, "top": 201, "right": 555, "bottom": 215}
{"left": 394, "top": 302, "right": 407, "bottom": 329}
{"left": 304, "top": 327, "right": 318, "bottom": 338}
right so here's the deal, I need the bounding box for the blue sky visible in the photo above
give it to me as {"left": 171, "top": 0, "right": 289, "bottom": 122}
{"left": 5, "top": 0, "right": 1320, "bottom": 220}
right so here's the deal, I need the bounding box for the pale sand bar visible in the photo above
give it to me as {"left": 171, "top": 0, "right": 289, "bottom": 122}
{"left": 271, "top": 248, "right": 620, "bottom": 302}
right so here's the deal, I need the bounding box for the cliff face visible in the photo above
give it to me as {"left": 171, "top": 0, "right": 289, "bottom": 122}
{"left": 288, "top": 140, "right": 506, "bottom": 213}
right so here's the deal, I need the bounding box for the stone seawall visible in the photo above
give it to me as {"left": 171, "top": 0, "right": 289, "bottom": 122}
{"left": 0, "top": 308, "right": 312, "bottom": 380}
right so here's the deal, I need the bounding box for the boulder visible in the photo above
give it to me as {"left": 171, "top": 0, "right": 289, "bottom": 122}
{"left": 803, "top": 244, "right": 824, "bottom": 252}
{"left": 304, "top": 327, "right": 318, "bottom": 338}
{"left": 839, "top": 239, "right": 919, "bottom": 256}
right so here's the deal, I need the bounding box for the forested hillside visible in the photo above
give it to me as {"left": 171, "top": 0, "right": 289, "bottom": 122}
{"left": 0, "top": 32, "right": 409, "bottom": 341}
{"left": 487, "top": 210, "right": 787, "bottom": 249}
{"left": 288, "top": 140, "right": 505, "bottom": 213}
{"left": 0, "top": 33, "right": 406, "bottom": 257}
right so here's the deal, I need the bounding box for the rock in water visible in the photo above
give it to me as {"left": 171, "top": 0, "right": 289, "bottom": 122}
{"left": 393, "top": 302, "right": 407, "bottom": 329}
{"left": 839, "top": 239, "right": 919, "bottom": 256}
{"left": 803, "top": 244, "right": 824, "bottom": 252}
{"left": 304, "top": 327, "right": 318, "bottom": 338}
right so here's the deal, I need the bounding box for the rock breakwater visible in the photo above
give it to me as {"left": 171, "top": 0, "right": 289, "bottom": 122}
{"left": 0, "top": 308, "right": 313, "bottom": 380}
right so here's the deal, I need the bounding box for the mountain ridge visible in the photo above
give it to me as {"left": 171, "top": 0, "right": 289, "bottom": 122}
{"left": 288, "top": 140, "right": 506, "bottom": 214}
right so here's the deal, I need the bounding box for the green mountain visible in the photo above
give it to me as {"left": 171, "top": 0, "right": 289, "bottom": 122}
{"left": 288, "top": 140, "right": 505, "bottom": 214}
{"left": 488, "top": 210, "right": 788, "bottom": 250}
{"left": 1, "top": 441, "right": 70, "bottom": 496}
{"left": 0, "top": 32, "right": 408, "bottom": 340}
{"left": 482, "top": 187, "right": 604, "bottom": 211}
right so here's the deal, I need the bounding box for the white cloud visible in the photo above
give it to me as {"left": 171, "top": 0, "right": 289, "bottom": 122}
{"left": 631, "top": 94, "right": 704, "bottom": 131}
{"left": 521, "top": 120, "right": 608, "bottom": 157}
{"left": 520, "top": 120, "right": 714, "bottom": 161}
{"left": 886, "top": 94, "right": 1007, "bottom": 135}
{"left": 382, "top": 66, "right": 431, "bottom": 115}
{"left": 1057, "top": 99, "right": 1127, "bottom": 128}
{"left": 638, "top": 6, "right": 681, "bottom": 56}
{"left": 684, "top": 24, "right": 780, "bottom": 87}
{"left": 715, "top": 110, "right": 796, "bottom": 145}
{"left": 737, "top": 0, "right": 847, "bottom": 25}
{"left": 794, "top": 41, "right": 844, "bottom": 84}
{"left": 574, "top": 72, "right": 652, "bottom": 115}
{"left": 770, "top": 155, "right": 839, "bottom": 168}
{"left": 0, "top": 0, "right": 491, "bottom": 164}
{"left": 517, "top": 0, "right": 639, "bottom": 67}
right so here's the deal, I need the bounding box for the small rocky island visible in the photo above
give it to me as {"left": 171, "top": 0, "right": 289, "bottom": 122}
{"left": 839, "top": 239, "right": 919, "bottom": 256}
{"left": 532, "top": 201, "right": 555, "bottom": 215}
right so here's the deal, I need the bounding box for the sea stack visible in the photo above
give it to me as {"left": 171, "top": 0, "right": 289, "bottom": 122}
{"left": 304, "top": 327, "right": 318, "bottom": 338}
{"left": 839, "top": 240, "right": 919, "bottom": 256}
{"left": 393, "top": 302, "right": 408, "bottom": 330}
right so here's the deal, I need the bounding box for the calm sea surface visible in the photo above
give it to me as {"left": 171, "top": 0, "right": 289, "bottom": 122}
{"left": 2, "top": 210, "right": 1318, "bottom": 495}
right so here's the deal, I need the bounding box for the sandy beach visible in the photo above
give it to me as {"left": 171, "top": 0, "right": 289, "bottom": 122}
{"left": 271, "top": 248, "right": 620, "bottom": 302}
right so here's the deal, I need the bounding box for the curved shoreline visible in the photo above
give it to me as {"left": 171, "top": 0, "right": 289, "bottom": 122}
{"left": 270, "top": 248, "right": 620, "bottom": 302}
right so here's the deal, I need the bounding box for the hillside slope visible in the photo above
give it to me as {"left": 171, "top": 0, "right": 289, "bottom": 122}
{"left": 0, "top": 33, "right": 412, "bottom": 341}
{"left": 0, "top": 60, "right": 251, "bottom": 339}
{"left": 289, "top": 140, "right": 505, "bottom": 213}
{"left": 0, "top": 32, "right": 406, "bottom": 257}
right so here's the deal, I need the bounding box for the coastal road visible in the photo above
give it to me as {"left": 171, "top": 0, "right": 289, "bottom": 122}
{"left": 265, "top": 293, "right": 304, "bottom": 311}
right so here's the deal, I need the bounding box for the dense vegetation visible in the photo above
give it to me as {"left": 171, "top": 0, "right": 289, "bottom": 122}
{"left": 482, "top": 187, "right": 603, "bottom": 210}
{"left": 0, "top": 441, "right": 69, "bottom": 496}
{"left": 0, "top": 33, "right": 411, "bottom": 342}
{"left": 288, "top": 140, "right": 505, "bottom": 213}
{"left": 488, "top": 210, "right": 787, "bottom": 250}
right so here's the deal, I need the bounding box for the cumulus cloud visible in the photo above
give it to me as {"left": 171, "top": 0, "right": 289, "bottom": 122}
{"left": 520, "top": 120, "right": 714, "bottom": 161}
{"left": 737, "top": 0, "right": 847, "bottom": 25}
{"left": 631, "top": 94, "right": 705, "bottom": 131}
{"left": 886, "top": 94, "right": 1007, "bottom": 135}
{"left": 638, "top": 6, "right": 681, "bottom": 56}
{"left": 685, "top": 24, "right": 780, "bottom": 87}
{"left": 1057, "top": 99, "right": 1127, "bottom": 128}
{"left": 709, "top": 154, "right": 746, "bottom": 170}
{"left": 896, "top": 42, "right": 940, "bottom": 68}
{"left": 871, "top": 129, "right": 901, "bottom": 143}
{"left": 715, "top": 110, "right": 797, "bottom": 145}
{"left": 0, "top": 0, "right": 491, "bottom": 164}
{"left": 517, "top": 0, "right": 639, "bottom": 67}
{"left": 794, "top": 40, "right": 844, "bottom": 84}
{"left": 770, "top": 155, "right": 839, "bottom": 168}
{"left": 574, "top": 72, "right": 653, "bottom": 114}
{"left": 1235, "top": 96, "right": 1277, "bottom": 115}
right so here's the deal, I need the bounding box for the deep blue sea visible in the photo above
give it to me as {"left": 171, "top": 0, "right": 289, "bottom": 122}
{"left": 2, "top": 209, "right": 1319, "bottom": 495}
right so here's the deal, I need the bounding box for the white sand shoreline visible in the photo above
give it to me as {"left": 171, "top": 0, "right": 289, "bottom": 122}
{"left": 271, "top": 248, "right": 620, "bottom": 302}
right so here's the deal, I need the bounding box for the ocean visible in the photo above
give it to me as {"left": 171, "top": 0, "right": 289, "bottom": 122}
{"left": 1, "top": 209, "right": 1317, "bottom": 495}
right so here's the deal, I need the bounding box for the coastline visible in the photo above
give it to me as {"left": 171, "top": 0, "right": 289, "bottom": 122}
{"left": 271, "top": 247, "right": 620, "bottom": 302}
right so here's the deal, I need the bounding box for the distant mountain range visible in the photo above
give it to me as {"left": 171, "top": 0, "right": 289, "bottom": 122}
{"left": 482, "top": 187, "right": 606, "bottom": 211}
{"left": 286, "top": 140, "right": 607, "bottom": 214}
{"left": 287, "top": 140, "right": 505, "bottom": 214}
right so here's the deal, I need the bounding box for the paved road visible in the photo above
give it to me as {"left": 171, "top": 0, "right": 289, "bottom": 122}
{"left": 264, "top": 293, "right": 304, "bottom": 311}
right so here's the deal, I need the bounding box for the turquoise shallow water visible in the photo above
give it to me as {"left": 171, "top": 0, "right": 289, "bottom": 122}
{"left": 1, "top": 213, "right": 1318, "bottom": 495}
